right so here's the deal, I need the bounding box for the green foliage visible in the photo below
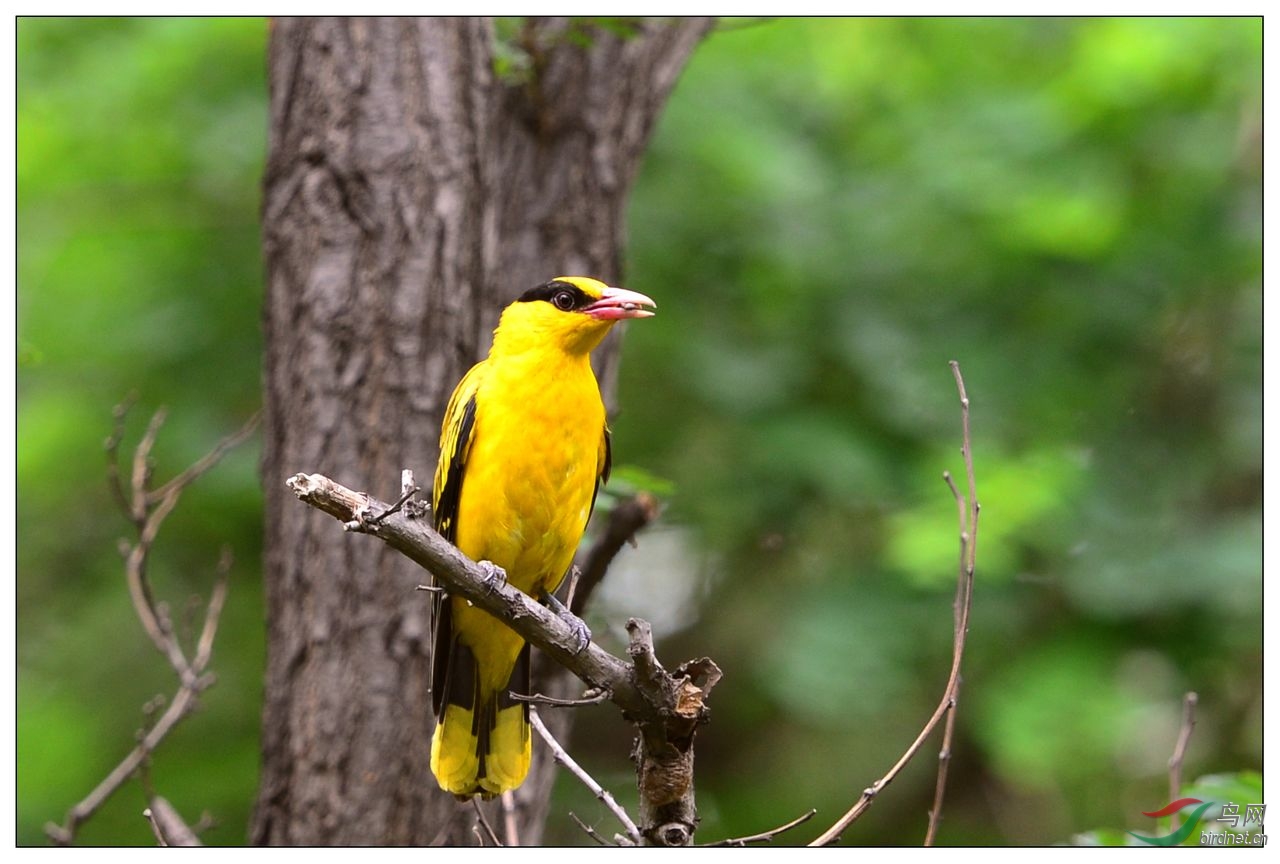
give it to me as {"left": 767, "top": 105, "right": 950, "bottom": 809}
{"left": 18, "top": 16, "right": 1260, "bottom": 847}
{"left": 614, "top": 16, "right": 1260, "bottom": 846}
{"left": 1073, "top": 770, "right": 1264, "bottom": 846}
{"left": 18, "top": 17, "right": 268, "bottom": 846}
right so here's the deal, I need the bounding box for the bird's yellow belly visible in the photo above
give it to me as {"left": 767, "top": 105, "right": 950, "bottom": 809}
{"left": 453, "top": 383, "right": 603, "bottom": 598}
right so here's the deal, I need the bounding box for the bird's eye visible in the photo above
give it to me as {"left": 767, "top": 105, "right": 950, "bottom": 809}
{"left": 552, "top": 290, "right": 575, "bottom": 311}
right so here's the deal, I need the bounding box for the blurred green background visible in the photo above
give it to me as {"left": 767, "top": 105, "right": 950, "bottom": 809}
{"left": 17, "top": 17, "right": 1261, "bottom": 846}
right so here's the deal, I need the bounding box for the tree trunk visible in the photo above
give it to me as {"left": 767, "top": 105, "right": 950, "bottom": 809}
{"left": 254, "top": 16, "right": 711, "bottom": 846}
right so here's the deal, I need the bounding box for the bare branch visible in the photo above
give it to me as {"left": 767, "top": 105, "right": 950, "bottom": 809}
{"left": 142, "top": 808, "right": 168, "bottom": 847}
{"left": 812, "top": 361, "right": 980, "bottom": 846}
{"left": 499, "top": 790, "right": 520, "bottom": 848}
{"left": 47, "top": 673, "right": 212, "bottom": 844}
{"left": 1168, "top": 691, "right": 1199, "bottom": 830}
{"left": 131, "top": 408, "right": 167, "bottom": 521}
{"left": 45, "top": 407, "right": 249, "bottom": 845}
{"left": 286, "top": 470, "right": 718, "bottom": 845}
{"left": 531, "top": 707, "right": 642, "bottom": 846}
{"left": 470, "top": 798, "right": 503, "bottom": 847}
{"left": 512, "top": 688, "right": 612, "bottom": 708}
{"left": 193, "top": 548, "right": 233, "bottom": 672}
{"left": 924, "top": 679, "right": 962, "bottom": 846}
{"left": 570, "top": 812, "right": 616, "bottom": 846}
{"left": 118, "top": 409, "right": 258, "bottom": 680}
{"left": 143, "top": 797, "right": 201, "bottom": 847}
{"left": 368, "top": 478, "right": 421, "bottom": 526}
{"left": 704, "top": 809, "right": 818, "bottom": 847}
{"left": 146, "top": 410, "right": 261, "bottom": 505}
{"left": 104, "top": 393, "right": 140, "bottom": 525}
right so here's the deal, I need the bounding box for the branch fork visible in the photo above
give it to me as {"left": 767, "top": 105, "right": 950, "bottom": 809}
{"left": 286, "top": 470, "right": 718, "bottom": 845}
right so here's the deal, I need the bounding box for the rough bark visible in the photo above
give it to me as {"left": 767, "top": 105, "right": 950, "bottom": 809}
{"left": 255, "top": 16, "right": 712, "bottom": 846}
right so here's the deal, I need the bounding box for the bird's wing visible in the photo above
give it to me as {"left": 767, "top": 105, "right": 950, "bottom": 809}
{"left": 589, "top": 424, "right": 612, "bottom": 524}
{"left": 433, "top": 361, "right": 484, "bottom": 543}
{"left": 431, "top": 361, "right": 483, "bottom": 720}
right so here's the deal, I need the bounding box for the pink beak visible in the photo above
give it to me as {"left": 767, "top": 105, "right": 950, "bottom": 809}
{"left": 583, "top": 286, "right": 658, "bottom": 321}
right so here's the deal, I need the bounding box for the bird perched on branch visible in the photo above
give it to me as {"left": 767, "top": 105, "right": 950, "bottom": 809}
{"left": 430, "top": 276, "right": 657, "bottom": 799}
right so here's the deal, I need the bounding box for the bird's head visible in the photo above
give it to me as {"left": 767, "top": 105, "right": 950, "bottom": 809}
{"left": 493, "top": 276, "right": 657, "bottom": 356}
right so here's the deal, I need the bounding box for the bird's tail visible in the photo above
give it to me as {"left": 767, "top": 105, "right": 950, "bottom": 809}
{"left": 430, "top": 639, "right": 532, "bottom": 799}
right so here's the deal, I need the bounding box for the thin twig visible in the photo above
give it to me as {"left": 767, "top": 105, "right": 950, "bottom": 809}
{"left": 146, "top": 411, "right": 260, "bottom": 505}
{"left": 925, "top": 465, "right": 975, "bottom": 846}
{"left": 924, "top": 678, "right": 962, "bottom": 846}
{"left": 511, "top": 688, "right": 611, "bottom": 708}
{"left": 924, "top": 361, "right": 980, "bottom": 845}
{"left": 105, "top": 393, "right": 140, "bottom": 525}
{"left": 470, "top": 798, "right": 502, "bottom": 847}
{"left": 1168, "top": 691, "right": 1198, "bottom": 831}
{"left": 499, "top": 790, "right": 520, "bottom": 848}
{"left": 46, "top": 672, "right": 212, "bottom": 844}
{"left": 812, "top": 362, "right": 980, "bottom": 847}
{"left": 193, "top": 549, "right": 232, "bottom": 672}
{"left": 570, "top": 812, "right": 615, "bottom": 846}
{"left": 143, "top": 797, "right": 201, "bottom": 847}
{"left": 531, "top": 707, "right": 642, "bottom": 845}
{"left": 368, "top": 481, "right": 420, "bottom": 525}
{"left": 704, "top": 809, "right": 818, "bottom": 846}
{"left": 121, "top": 409, "right": 257, "bottom": 680}
{"left": 142, "top": 808, "right": 168, "bottom": 847}
{"left": 45, "top": 406, "right": 250, "bottom": 845}
{"left": 131, "top": 408, "right": 167, "bottom": 522}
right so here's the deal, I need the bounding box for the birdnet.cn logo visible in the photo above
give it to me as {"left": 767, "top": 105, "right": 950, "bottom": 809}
{"left": 1129, "top": 798, "right": 1267, "bottom": 846}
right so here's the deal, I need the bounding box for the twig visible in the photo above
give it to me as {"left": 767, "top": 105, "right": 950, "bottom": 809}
{"left": 812, "top": 361, "right": 980, "bottom": 846}
{"left": 924, "top": 678, "right": 962, "bottom": 846}
{"left": 368, "top": 477, "right": 420, "bottom": 525}
{"left": 45, "top": 405, "right": 251, "bottom": 845}
{"left": 531, "top": 707, "right": 642, "bottom": 845}
{"left": 119, "top": 406, "right": 257, "bottom": 680}
{"left": 470, "top": 798, "right": 503, "bottom": 847}
{"left": 512, "top": 688, "right": 612, "bottom": 708}
{"left": 143, "top": 797, "right": 201, "bottom": 847}
{"left": 142, "top": 808, "right": 168, "bottom": 847}
{"left": 500, "top": 790, "right": 520, "bottom": 848}
{"left": 146, "top": 410, "right": 261, "bottom": 506}
{"left": 704, "top": 809, "right": 818, "bottom": 846}
{"left": 46, "top": 667, "right": 213, "bottom": 844}
{"left": 1168, "top": 691, "right": 1199, "bottom": 831}
{"left": 570, "top": 812, "right": 615, "bottom": 846}
{"left": 104, "top": 392, "right": 140, "bottom": 524}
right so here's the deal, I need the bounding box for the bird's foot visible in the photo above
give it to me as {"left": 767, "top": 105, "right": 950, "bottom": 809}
{"left": 541, "top": 590, "right": 592, "bottom": 655}
{"left": 477, "top": 561, "right": 507, "bottom": 594}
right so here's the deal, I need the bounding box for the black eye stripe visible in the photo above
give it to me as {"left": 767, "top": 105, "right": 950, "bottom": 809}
{"left": 515, "top": 280, "right": 594, "bottom": 311}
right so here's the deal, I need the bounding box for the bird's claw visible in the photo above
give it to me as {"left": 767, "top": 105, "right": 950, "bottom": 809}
{"left": 565, "top": 616, "right": 592, "bottom": 656}
{"left": 477, "top": 561, "right": 507, "bottom": 594}
{"left": 541, "top": 590, "right": 592, "bottom": 655}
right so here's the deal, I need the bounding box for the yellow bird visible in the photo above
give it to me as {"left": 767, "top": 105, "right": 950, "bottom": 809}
{"left": 429, "top": 276, "right": 657, "bottom": 798}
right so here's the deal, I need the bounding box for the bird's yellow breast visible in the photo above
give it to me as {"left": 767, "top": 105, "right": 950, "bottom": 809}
{"left": 452, "top": 351, "right": 604, "bottom": 598}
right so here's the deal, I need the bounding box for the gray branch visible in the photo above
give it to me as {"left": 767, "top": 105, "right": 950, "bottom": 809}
{"left": 286, "top": 471, "right": 720, "bottom": 845}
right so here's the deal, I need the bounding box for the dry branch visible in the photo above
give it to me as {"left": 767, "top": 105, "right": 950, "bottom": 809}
{"left": 286, "top": 471, "right": 719, "bottom": 846}
{"left": 45, "top": 403, "right": 255, "bottom": 845}
{"left": 531, "top": 707, "right": 642, "bottom": 846}
{"left": 705, "top": 809, "right": 818, "bottom": 847}
{"left": 1168, "top": 691, "right": 1199, "bottom": 831}
{"left": 811, "top": 361, "right": 980, "bottom": 847}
